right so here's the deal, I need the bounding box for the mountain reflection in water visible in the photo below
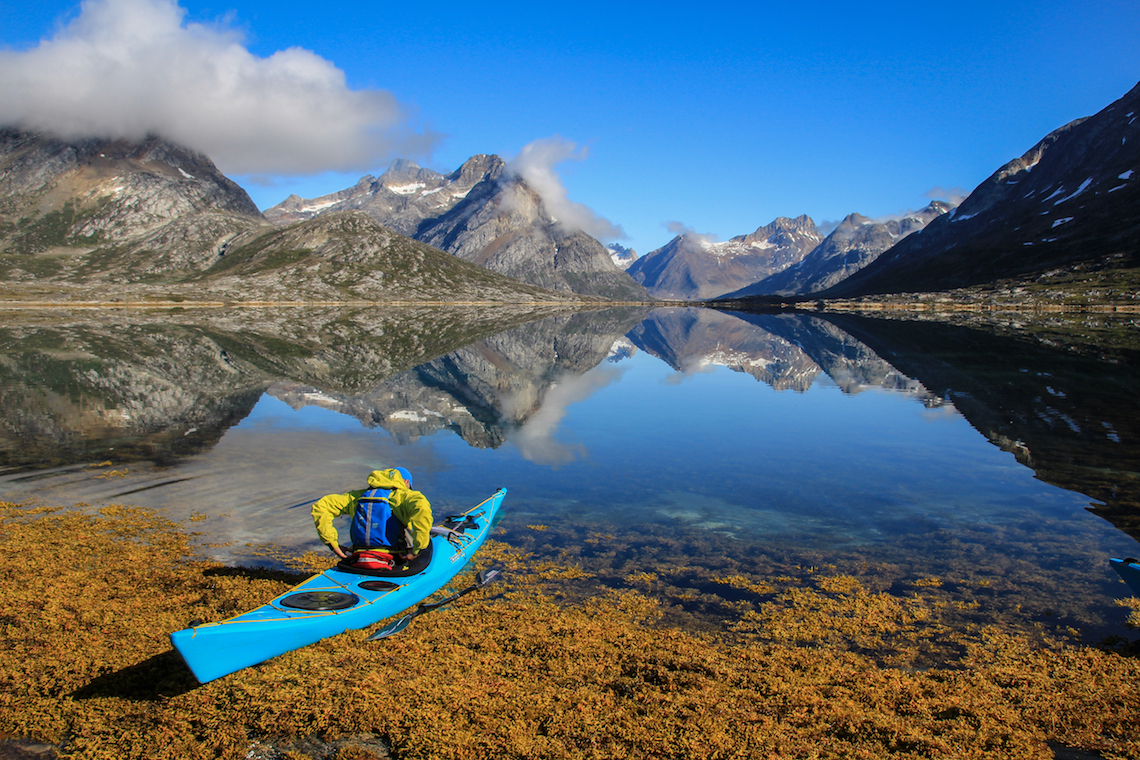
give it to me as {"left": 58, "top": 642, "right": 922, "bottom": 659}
{"left": 2, "top": 304, "right": 1139, "bottom": 643}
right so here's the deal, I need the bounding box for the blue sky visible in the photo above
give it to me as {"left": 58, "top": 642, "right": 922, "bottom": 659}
{"left": 2, "top": 0, "right": 1138, "bottom": 255}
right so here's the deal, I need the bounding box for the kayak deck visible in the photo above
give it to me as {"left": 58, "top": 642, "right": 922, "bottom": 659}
{"left": 171, "top": 488, "right": 506, "bottom": 683}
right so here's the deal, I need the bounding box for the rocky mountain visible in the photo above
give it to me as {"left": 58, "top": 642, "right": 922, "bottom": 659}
{"left": 0, "top": 130, "right": 591, "bottom": 303}
{"left": 627, "top": 215, "right": 822, "bottom": 300}
{"left": 729, "top": 201, "right": 953, "bottom": 296}
{"left": 266, "top": 156, "right": 650, "bottom": 301}
{"left": 0, "top": 128, "right": 266, "bottom": 273}
{"left": 263, "top": 156, "right": 500, "bottom": 236}
{"left": 198, "top": 210, "right": 597, "bottom": 302}
{"left": 607, "top": 243, "right": 638, "bottom": 270}
{"left": 820, "top": 80, "right": 1140, "bottom": 298}
{"left": 726, "top": 202, "right": 954, "bottom": 297}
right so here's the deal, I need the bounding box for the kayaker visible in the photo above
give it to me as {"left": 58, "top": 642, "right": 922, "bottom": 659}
{"left": 311, "top": 467, "right": 433, "bottom": 567}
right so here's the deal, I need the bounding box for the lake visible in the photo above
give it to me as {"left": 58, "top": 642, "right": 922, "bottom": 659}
{"left": 2, "top": 304, "right": 1138, "bottom": 647}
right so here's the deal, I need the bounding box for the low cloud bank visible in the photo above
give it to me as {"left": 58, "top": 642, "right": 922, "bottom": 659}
{"left": 507, "top": 137, "right": 626, "bottom": 242}
{"left": 925, "top": 186, "right": 969, "bottom": 207}
{"left": 0, "top": 0, "right": 438, "bottom": 175}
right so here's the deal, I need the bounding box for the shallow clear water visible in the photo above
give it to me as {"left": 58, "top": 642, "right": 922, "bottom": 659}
{"left": 2, "top": 305, "right": 1138, "bottom": 640}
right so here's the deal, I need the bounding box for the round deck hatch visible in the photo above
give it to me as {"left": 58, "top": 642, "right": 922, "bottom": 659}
{"left": 280, "top": 591, "right": 360, "bottom": 610}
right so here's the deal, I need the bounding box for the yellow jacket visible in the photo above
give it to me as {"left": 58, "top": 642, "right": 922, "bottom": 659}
{"left": 311, "top": 469, "right": 433, "bottom": 553}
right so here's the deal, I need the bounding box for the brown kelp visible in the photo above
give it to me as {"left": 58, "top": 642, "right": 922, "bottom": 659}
{"left": 1, "top": 501, "right": 1138, "bottom": 760}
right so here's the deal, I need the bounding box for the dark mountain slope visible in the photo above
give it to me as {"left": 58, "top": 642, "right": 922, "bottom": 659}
{"left": 821, "top": 81, "right": 1140, "bottom": 297}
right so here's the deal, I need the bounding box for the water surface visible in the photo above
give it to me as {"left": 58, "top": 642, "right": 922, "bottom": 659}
{"left": 2, "top": 305, "right": 1138, "bottom": 643}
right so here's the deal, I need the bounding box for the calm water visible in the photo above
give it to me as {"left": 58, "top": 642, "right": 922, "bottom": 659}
{"left": 2, "top": 305, "right": 1138, "bottom": 641}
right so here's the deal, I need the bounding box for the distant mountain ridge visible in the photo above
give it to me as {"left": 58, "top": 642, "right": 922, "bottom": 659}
{"left": 628, "top": 215, "right": 822, "bottom": 300}
{"left": 820, "top": 80, "right": 1140, "bottom": 297}
{"left": 6, "top": 77, "right": 1138, "bottom": 304}
{"left": 726, "top": 202, "right": 954, "bottom": 298}
{"left": 266, "top": 157, "right": 650, "bottom": 300}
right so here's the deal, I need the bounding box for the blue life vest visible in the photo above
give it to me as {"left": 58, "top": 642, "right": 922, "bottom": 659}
{"left": 350, "top": 488, "right": 407, "bottom": 549}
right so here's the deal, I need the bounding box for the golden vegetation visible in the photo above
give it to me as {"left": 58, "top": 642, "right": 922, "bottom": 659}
{"left": 1, "top": 501, "right": 1138, "bottom": 760}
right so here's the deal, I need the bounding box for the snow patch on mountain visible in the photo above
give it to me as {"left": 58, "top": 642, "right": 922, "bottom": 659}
{"left": 607, "top": 337, "right": 637, "bottom": 362}
{"left": 389, "top": 183, "right": 426, "bottom": 195}
{"left": 1054, "top": 177, "right": 1094, "bottom": 205}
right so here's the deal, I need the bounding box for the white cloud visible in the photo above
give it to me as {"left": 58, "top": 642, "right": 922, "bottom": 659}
{"left": 925, "top": 186, "right": 969, "bottom": 207}
{"left": 662, "top": 220, "right": 718, "bottom": 253}
{"left": 815, "top": 219, "right": 842, "bottom": 237}
{"left": 506, "top": 136, "right": 626, "bottom": 241}
{"left": 505, "top": 366, "right": 624, "bottom": 466}
{"left": 0, "top": 0, "right": 438, "bottom": 175}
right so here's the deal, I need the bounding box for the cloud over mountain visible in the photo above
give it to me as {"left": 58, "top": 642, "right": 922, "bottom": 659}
{"left": 663, "top": 220, "right": 718, "bottom": 247}
{"left": 506, "top": 136, "right": 626, "bottom": 242}
{"left": 0, "top": 0, "right": 438, "bottom": 176}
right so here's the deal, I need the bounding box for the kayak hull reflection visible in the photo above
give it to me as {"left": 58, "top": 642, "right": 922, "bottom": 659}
{"left": 1110, "top": 557, "right": 1140, "bottom": 598}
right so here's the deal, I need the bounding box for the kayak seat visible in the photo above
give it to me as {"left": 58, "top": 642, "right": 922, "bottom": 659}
{"left": 337, "top": 541, "right": 434, "bottom": 577}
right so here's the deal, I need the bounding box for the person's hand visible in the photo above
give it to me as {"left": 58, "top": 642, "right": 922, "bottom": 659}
{"left": 401, "top": 551, "right": 416, "bottom": 562}
{"left": 330, "top": 544, "right": 350, "bottom": 559}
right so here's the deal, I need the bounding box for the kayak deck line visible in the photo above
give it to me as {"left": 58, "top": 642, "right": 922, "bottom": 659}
{"left": 170, "top": 487, "right": 506, "bottom": 683}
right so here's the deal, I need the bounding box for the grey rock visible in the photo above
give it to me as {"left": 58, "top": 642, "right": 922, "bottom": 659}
{"left": 264, "top": 155, "right": 501, "bottom": 237}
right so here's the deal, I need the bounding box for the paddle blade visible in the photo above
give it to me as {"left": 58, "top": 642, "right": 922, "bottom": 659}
{"left": 477, "top": 568, "right": 502, "bottom": 586}
{"left": 366, "top": 614, "right": 413, "bottom": 641}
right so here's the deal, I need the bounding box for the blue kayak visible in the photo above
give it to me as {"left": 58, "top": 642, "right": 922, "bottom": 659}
{"left": 171, "top": 488, "right": 506, "bottom": 683}
{"left": 1110, "top": 557, "right": 1140, "bottom": 598}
